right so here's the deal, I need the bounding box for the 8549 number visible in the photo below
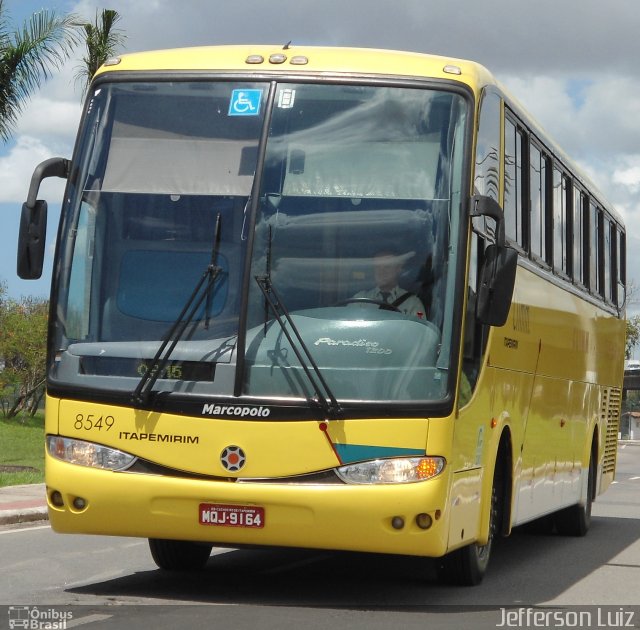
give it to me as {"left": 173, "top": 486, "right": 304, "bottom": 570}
{"left": 74, "top": 413, "right": 115, "bottom": 431}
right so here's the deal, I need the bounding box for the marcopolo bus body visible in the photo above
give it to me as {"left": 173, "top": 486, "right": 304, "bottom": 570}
{"left": 18, "top": 45, "right": 625, "bottom": 585}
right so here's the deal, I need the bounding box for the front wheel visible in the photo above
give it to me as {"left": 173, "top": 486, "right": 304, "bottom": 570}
{"left": 437, "top": 468, "right": 502, "bottom": 586}
{"left": 436, "top": 532, "right": 493, "bottom": 586}
{"left": 148, "top": 538, "right": 213, "bottom": 571}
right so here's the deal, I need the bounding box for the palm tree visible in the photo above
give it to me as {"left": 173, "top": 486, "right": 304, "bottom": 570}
{"left": 75, "top": 9, "right": 125, "bottom": 96}
{"left": 0, "top": 0, "right": 79, "bottom": 142}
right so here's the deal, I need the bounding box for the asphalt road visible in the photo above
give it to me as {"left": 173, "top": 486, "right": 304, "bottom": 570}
{"left": 1, "top": 444, "right": 639, "bottom": 630}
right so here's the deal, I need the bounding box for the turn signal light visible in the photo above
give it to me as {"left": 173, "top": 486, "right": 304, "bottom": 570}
{"left": 336, "top": 456, "right": 445, "bottom": 484}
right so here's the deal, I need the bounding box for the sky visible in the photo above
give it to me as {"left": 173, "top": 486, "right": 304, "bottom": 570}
{"left": 1, "top": 0, "right": 639, "bottom": 334}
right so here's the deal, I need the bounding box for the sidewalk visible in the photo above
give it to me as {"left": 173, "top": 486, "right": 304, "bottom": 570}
{"left": 0, "top": 483, "right": 48, "bottom": 526}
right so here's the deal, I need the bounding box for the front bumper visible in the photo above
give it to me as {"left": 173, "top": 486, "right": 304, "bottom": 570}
{"left": 46, "top": 454, "right": 450, "bottom": 557}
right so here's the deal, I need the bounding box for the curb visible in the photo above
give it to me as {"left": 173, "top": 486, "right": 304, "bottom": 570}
{"left": 0, "top": 483, "right": 48, "bottom": 526}
{"left": 0, "top": 506, "right": 49, "bottom": 526}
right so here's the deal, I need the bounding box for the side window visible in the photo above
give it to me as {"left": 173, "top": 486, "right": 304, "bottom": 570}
{"left": 552, "top": 167, "right": 563, "bottom": 273}
{"left": 572, "top": 188, "right": 585, "bottom": 285}
{"left": 504, "top": 115, "right": 526, "bottom": 249}
{"left": 461, "top": 231, "right": 487, "bottom": 406}
{"left": 588, "top": 201, "right": 601, "bottom": 295}
{"left": 571, "top": 186, "right": 585, "bottom": 285}
{"left": 552, "top": 168, "right": 571, "bottom": 276}
{"left": 602, "top": 216, "right": 611, "bottom": 302}
{"left": 66, "top": 201, "right": 97, "bottom": 340}
{"left": 563, "top": 174, "right": 572, "bottom": 276}
{"left": 617, "top": 227, "right": 626, "bottom": 306}
{"left": 529, "top": 142, "right": 549, "bottom": 263}
{"left": 474, "top": 90, "right": 501, "bottom": 201}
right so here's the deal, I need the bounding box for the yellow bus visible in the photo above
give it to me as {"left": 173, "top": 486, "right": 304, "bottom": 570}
{"left": 18, "top": 45, "right": 626, "bottom": 585}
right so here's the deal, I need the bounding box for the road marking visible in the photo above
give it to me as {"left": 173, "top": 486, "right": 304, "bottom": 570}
{"left": 0, "top": 524, "right": 50, "bottom": 535}
{"left": 67, "top": 614, "right": 113, "bottom": 628}
{"left": 630, "top": 476, "right": 640, "bottom": 481}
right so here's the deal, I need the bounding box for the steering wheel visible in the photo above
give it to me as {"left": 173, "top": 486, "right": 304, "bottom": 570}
{"left": 334, "top": 297, "right": 401, "bottom": 312}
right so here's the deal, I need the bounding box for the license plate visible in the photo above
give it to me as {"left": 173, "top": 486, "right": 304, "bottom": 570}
{"left": 199, "top": 503, "right": 265, "bottom": 528}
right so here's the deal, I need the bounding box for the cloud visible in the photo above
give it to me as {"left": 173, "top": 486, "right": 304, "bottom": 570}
{"left": 0, "top": 135, "right": 67, "bottom": 203}
{"left": 15, "top": 95, "right": 82, "bottom": 144}
{"left": 0, "top": 81, "right": 81, "bottom": 203}
{"left": 613, "top": 161, "right": 640, "bottom": 194}
{"left": 67, "top": 0, "right": 640, "bottom": 75}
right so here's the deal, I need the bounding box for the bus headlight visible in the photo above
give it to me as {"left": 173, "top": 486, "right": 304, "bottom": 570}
{"left": 47, "top": 435, "right": 137, "bottom": 471}
{"left": 335, "top": 456, "right": 445, "bottom": 484}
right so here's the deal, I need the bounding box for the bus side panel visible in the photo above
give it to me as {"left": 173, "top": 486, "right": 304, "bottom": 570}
{"left": 486, "top": 266, "right": 624, "bottom": 527}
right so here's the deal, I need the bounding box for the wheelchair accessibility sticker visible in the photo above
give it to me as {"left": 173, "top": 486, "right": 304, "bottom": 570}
{"left": 228, "top": 89, "right": 263, "bottom": 116}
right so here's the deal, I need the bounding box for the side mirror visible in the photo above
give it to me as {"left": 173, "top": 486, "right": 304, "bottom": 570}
{"left": 17, "top": 200, "right": 48, "bottom": 279}
{"left": 477, "top": 244, "right": 518, "bottom": 327}
{"left": 17, "top": 157, "right": 69, "bottom": 280}
{"left": 470, "top": 195, "right": 518, "bottom": 327}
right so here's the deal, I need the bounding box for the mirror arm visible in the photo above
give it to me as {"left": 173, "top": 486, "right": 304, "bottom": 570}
{"left": 470, "top": 194, "right": 506, "bottom": 248}
{"left": 25, "top": 157, "right": 70, "bottom": 208}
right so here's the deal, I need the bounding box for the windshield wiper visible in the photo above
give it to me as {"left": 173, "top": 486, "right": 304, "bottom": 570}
{"left": 254, "top": 274, "right": 342, "bottom": 420}
{"left": 132, "top": 212, "right": 223, "bottom": 406}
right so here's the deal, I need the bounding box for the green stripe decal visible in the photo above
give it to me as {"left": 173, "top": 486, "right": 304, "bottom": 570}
{"left": 334, "top": 444, "right": 425, "bottom": 464}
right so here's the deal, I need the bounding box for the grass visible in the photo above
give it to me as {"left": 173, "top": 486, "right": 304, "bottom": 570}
{"left": 0, "top": 411, "right": 45, "bottom": 487}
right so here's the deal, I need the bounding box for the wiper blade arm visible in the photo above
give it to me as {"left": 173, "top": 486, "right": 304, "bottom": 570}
{"left": 132, "top": 213, "right": 223, "bottom": 406}
{"left": 255, "top": 275, "right": 342, "bottom": 419}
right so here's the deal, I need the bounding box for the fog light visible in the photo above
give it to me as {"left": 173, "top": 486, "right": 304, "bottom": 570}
{"left": 72, "top": 497, "right": 87, "bottom": 510}
{"left": 416, "top": 513, "right": 433, "bottom": 530}
{"left": 50, "top": 490, "right": 64, "bottom": 507}
{"left": 391, "top": 516, "right": 405, "bottom": 530}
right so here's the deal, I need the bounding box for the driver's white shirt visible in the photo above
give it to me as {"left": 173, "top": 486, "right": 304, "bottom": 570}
{"left": 353, "top": 286, "right": 426, "bottom": 317}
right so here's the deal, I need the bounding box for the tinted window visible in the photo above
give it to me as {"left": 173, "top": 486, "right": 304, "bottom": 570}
{"left": 530, "top": 143, "right": 548, "bottom": 261}
{"left": 475, "top": 91, "right": 500, "bottom": 201}
{"left": 504, "top": 116, "right": 526, "bottom": 248}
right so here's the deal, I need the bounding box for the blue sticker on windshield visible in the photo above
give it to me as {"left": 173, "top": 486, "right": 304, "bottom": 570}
{"left": 228, "top": 89, "right": 263, "bottom": 116}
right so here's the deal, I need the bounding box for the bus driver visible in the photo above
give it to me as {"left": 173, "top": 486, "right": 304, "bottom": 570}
{"left": 354, "top": 251, "right": 426, "bottom": 318}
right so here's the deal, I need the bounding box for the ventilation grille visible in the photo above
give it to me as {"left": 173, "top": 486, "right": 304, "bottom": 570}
{"left": 601, "top": 387, "right": 621, "bottom": 475}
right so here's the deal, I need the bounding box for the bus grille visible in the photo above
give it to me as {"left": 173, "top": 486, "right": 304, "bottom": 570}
{"left": 601, "top": 387, "right": 621, "bottom": 475}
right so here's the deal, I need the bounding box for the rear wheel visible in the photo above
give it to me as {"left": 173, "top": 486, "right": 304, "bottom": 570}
{"left": 148, "top": 538, "right": 213, "bottom": 571}
{"left": 555, "top": 448, "right": 595, "bottom": 537}
{"left": 437, "top": 466, "right": 503, "bottom": 586}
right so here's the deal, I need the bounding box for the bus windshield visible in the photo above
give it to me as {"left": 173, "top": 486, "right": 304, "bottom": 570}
{"left": 50, "top": 79, "right": 469, "bottom": 407}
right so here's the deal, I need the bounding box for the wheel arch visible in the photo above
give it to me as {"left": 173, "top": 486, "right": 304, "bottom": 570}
{"left": 477, "top": 426, "right": 513, "bottom": 544}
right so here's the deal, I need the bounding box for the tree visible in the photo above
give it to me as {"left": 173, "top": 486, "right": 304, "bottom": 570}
{"left": 0, "top": 281, "right": 49, "bottom": 418}
{"left": 627, "top": 315, "right": 640, "bottom": 360}
{"left": 75, "top": 9, "right": 125, "bottom": 96}
{"left": 0, "top": 0, "right": 79, "bottom": 142}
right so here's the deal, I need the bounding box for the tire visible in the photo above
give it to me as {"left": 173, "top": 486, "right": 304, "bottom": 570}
{"left": 148, "top": 538, "right": 213, "bottom": 571}
{"left": 437, "top": 466, "right": 502, "bottom": 586}
{"left": 555, "top": 448, "right": 595, "bottom": 537}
